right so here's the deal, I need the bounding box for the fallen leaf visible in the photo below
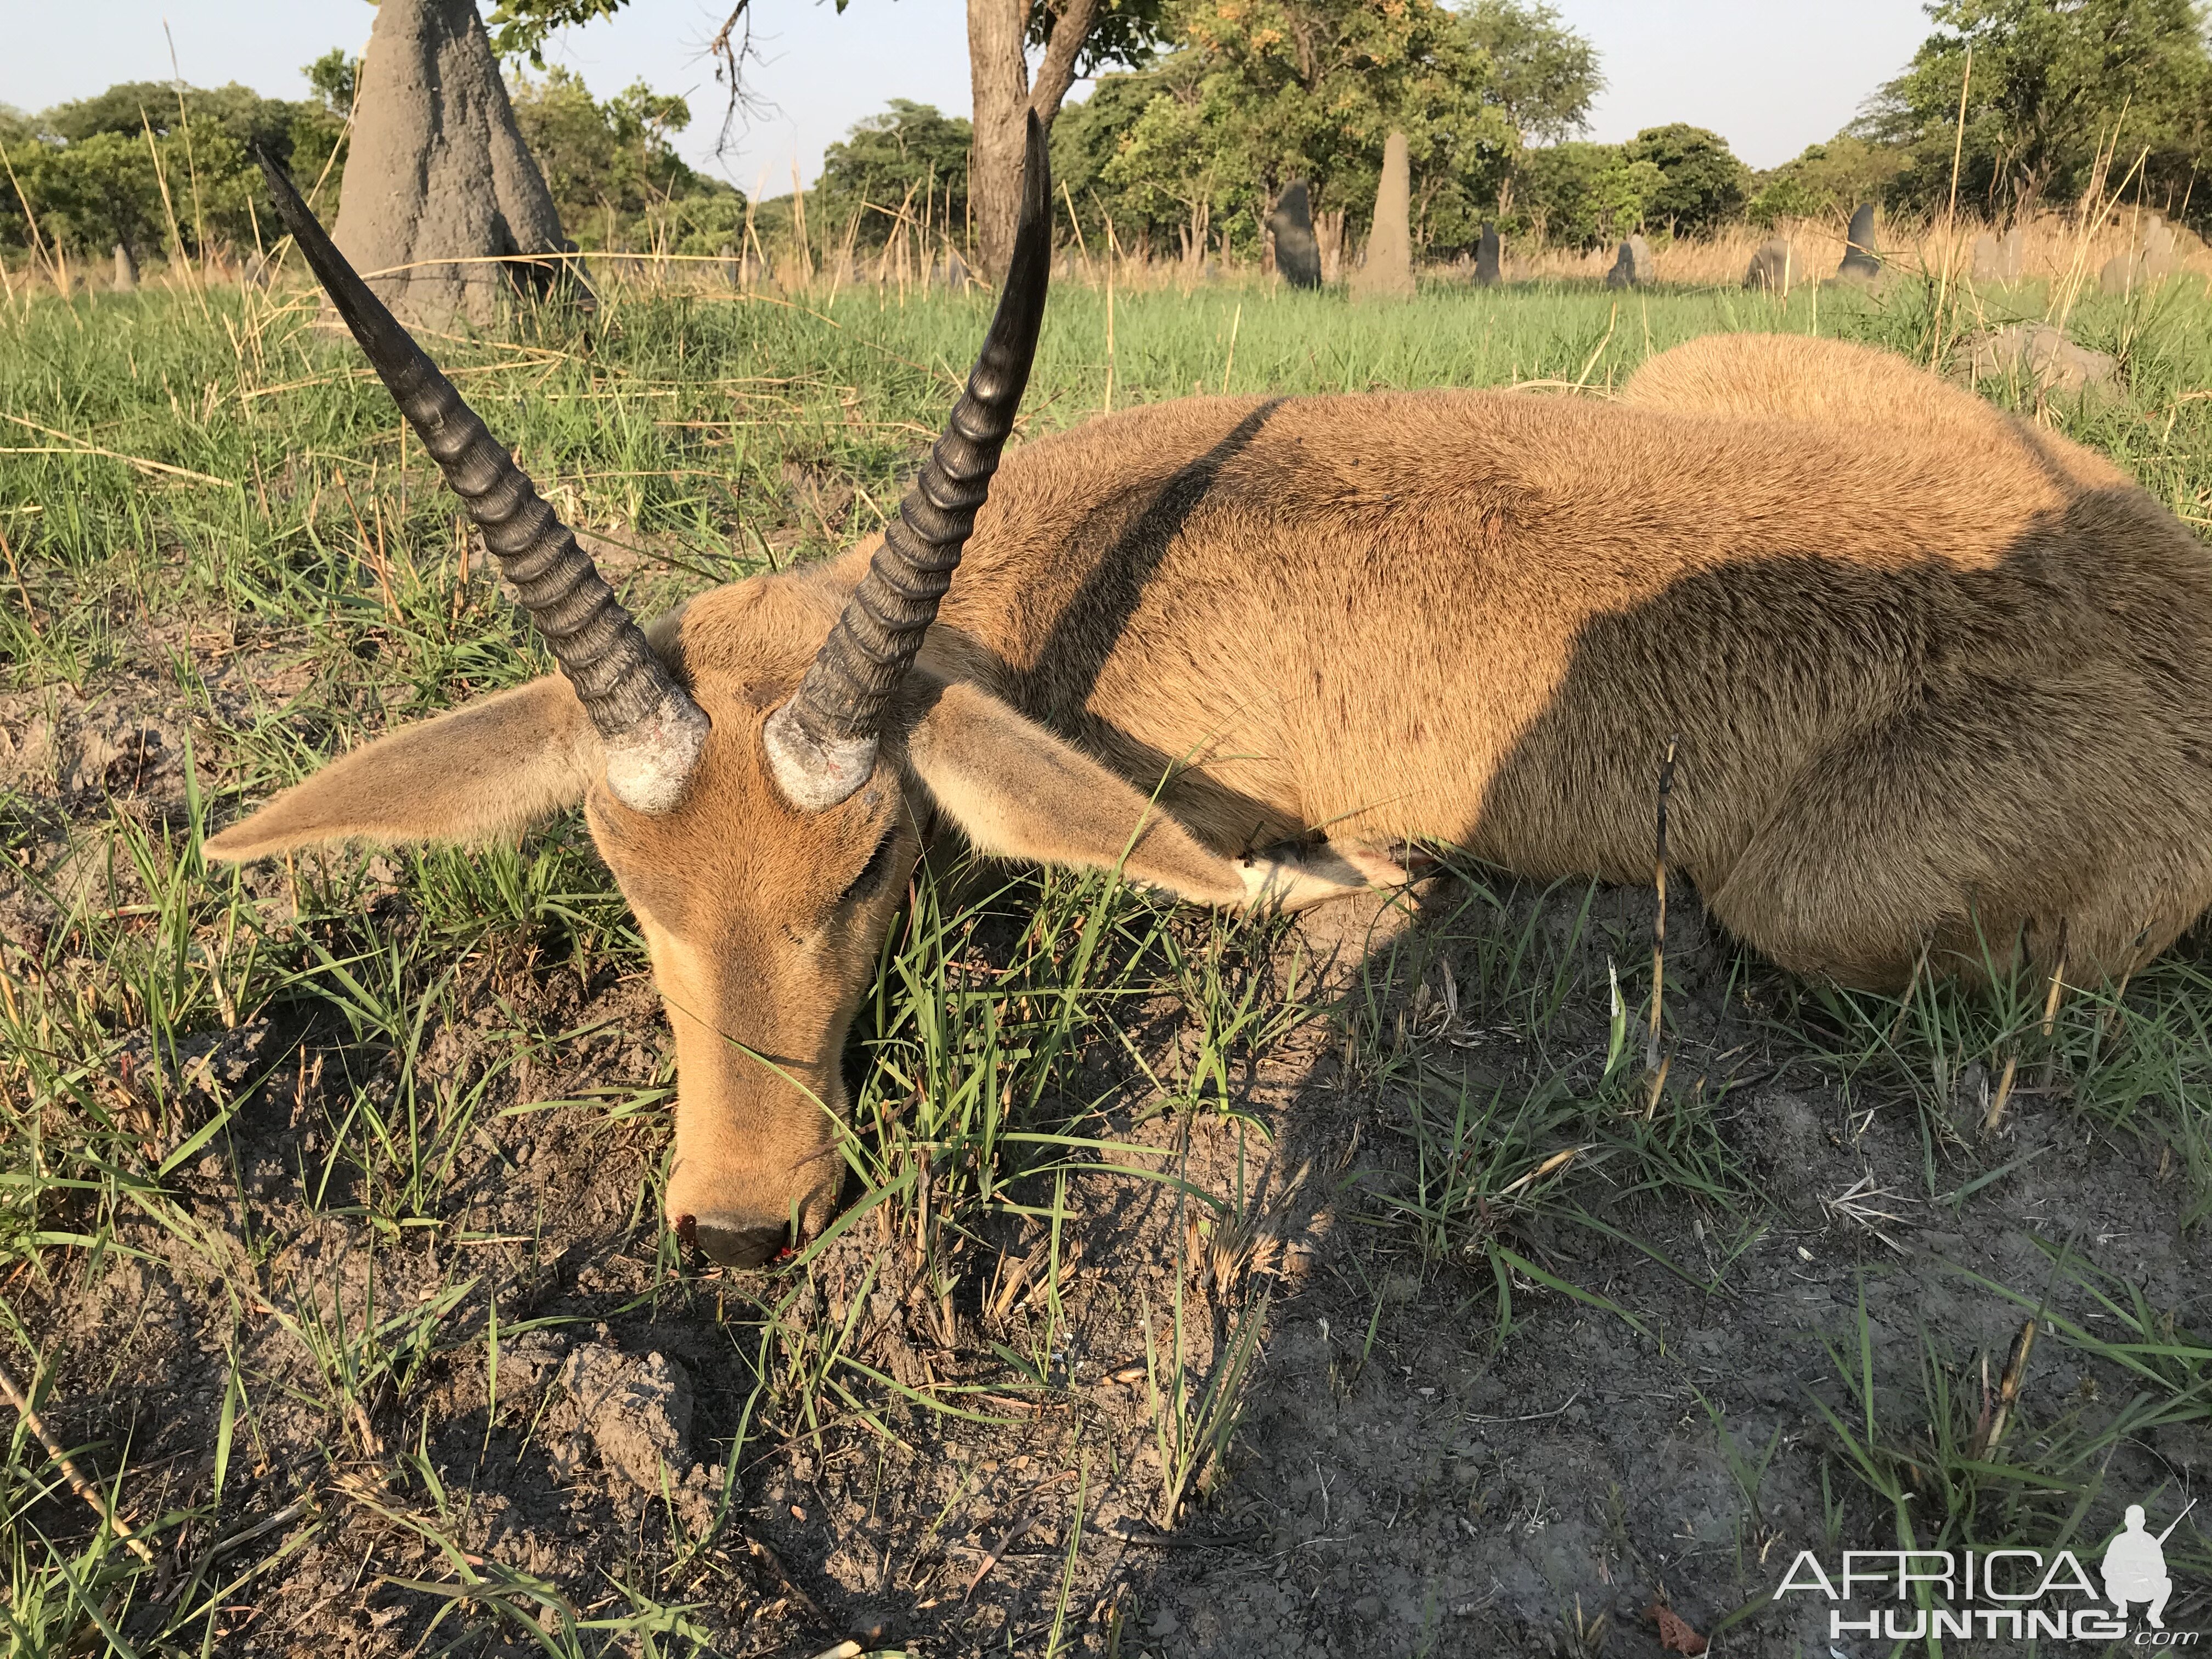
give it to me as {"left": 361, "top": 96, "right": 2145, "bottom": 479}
{"left": 1649, "top": 1600, "right": 1708, "bottom": 1655}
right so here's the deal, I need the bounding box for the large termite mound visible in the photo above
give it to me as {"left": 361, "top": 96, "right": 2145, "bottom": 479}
{"left": 333, "top": 0, "right": 572, "bottom": 329}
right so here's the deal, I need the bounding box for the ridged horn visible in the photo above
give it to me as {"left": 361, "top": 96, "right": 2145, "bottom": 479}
{"left": 253, "top": 148, "right": 707, "bottom": 815}
{"left": 763, "top": 111, "right": 1053, "bottom": 811}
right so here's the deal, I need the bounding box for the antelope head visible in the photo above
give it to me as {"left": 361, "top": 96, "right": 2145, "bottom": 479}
{"left": 209, "top": 126, "right": 1371, "bottom": 1265}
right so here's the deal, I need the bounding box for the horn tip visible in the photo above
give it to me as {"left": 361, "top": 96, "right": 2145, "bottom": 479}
{"left": 1022, "top": 110, "right": 1049, "bottom": 213}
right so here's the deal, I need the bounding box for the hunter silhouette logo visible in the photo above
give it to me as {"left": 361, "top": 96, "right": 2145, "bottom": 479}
{"left": 2104, "top": 1501, "right": 2194, "bottom": 1630}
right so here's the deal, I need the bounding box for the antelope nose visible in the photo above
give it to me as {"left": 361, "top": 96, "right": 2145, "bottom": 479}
{"left": 678, "top": 1211, "right": 794, "bottom": 1268}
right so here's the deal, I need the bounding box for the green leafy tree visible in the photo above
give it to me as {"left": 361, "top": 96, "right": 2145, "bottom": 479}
{"left": 1622, "top": 123, "right": 1748, "bottom": 235}
{"left": 305, "top": 48, "right": 360, "bottom": 116}
{"left": 1064, "top": 0, "right": 1595, "bottom": 257}
{"left": 509, "top": 69, "right": 742, "bottom": 250}
{"left": 35, "top": 80, "right": 304, "bottom": 155}
{"left": 1512, "top": 140, "right": 1662, "bottom": 246}
{"left": 1075, "top": 0, "right": 1529, "bottom": 258}
{"left": 1862, "top": 0, "right": 2212, "bottom": 221}
{"left": 1097, "top": 54, "right": 1222, "bottom": 258}
{"left": 1746, "top": 134, "right": 1907, "bottom": 227}
{"left": 1460, "top": 0, "right": 1601, "bottom": 144}
{"left": 3, "top": 131, "right": 169, "bottom": 262}
{"left": 487, "top": 0, "right": 633, "bottom": 67}
{"left": 1050, "top": 69, "right": 1163, "bottom": 240}
{"left": 0, "top": 73, "right": 345, "bottom": 263}
{"left": 817, "top": 101, "right": 977, "bottom": 252}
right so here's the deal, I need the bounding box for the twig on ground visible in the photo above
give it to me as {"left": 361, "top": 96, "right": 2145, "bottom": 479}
{"left": 0, "top": 1356, "right": 157, "bottom": 1562}
{"left": 207, "top": 1494, "right": 316, "bottom": 1560}
{"left": 1976, "top": 1316, "right": 2038, "bottom": 1454}
{"left": 1885, "top": 940, "right": 1929, "bottom": 1048}
{"left": 749, "top": 1534, "right": 828, "bottom": 1623}
{"left": 963, "top": 1511, "right": 1037, "bottom": 1600}
{"left": 0, "top": 522, "right": 37, "bottom": 635}
{"left": 1986, "top": 925, "right": 2067, "bottom": 1135}
{"left": 964, "top": 1470, "right": 1079, "bottom": 1601}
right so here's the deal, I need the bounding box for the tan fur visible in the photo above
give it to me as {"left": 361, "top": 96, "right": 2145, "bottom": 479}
{"left": 207, "top": 334, "right": 2212, "bottom": 1260}
{"left": 202, "top": 677, "right": 599, "bottom": 859}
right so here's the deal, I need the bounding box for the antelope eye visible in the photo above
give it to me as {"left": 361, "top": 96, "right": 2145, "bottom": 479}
{"left": 839, "top": 831, "right": 900, "bottom": 905}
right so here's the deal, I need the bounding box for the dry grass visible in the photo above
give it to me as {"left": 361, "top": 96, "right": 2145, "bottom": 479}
{"left": 12, "top": 204, "right": 2210, "bottom": 315}
{"left": 1502, "top": 208, "right": 2212, "bottom": 292}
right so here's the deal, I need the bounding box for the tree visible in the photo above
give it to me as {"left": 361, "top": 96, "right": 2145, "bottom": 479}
{"left": 1048, "top": 68, "right": 1157, "bottom": 222}
{"left": 967, "top": 0, "right": 1169, "bottom": 275}
{"left": 1746, "top": 134, "right": 1906, "bottom": 227}
{"left": 817, "top": 101, "right": 976, "bottom": 252}
{"left": 484, "top": 0, "right": 1169, "bottom": 280}
{"left": 1460, "top": 0, "right": 1601, "bottom": 144}
{"left": 1096, "top": 53, "right": 1221, "bottom": 261}
{"left": 486, "top": 0, "right": 633, "bottom": 66}
{"left": 510, "top": 67, "right": 738, "bottom": 247}
{"left": 1862, "top": 0, "right": 2212, "bottom": 222}
{"left": 1060, "top": 0, "right": 1598, "bottom": 257}
{"left": 34, "top": 78, "right": 328, "bottom": 164}
{"left": 1623, "top": 123, "right": 1749, "bottom": 235}
{"left": 0, "top": 77, "right": 345, "bottom": 266}
{"left": 305, "top": 49, "right": 360, "bottom": 116}
{"left": 1073, "top": 0, "right": 1525, "bottom": 259}
{"left": 1513, "top": 140, "right": 1662, "bottom": 246}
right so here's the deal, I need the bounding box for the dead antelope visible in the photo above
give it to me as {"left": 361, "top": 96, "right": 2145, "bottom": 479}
{"left": 211, "top": 132, "right": 2212, "bottom": 1263}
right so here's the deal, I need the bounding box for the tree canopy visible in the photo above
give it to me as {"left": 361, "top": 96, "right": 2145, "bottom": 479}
{"left": 0, "top": 75, "right": 347, "bottom": 263}
{"left": 1746, "top": 134, "right": 1907, "bottom": 227}
{"left": 1510, "top": 141, "right": 1661, "bottom": 247}
{"left": 1459, "top": 0, "right": 1602, "bottom": 145}
{"left": 1057, "top": 0, "right": 1592, "bottom": 258}
{"left": 1862, "top": 0, "right": 2212, "bottom": 220}
{"left": 0, "top": 54, "right": 735, "bottom": 268}
{"left": 1623, "top": 123, "right": 1749, "bottom": 235}
{"left": 815, "top": 100, "right": 975, "bottom": 253}
{"left": 509, "top": 66, "right": 741, "bottom": 250}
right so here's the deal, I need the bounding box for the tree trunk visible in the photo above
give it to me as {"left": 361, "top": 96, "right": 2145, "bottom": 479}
{"left": 334, "top": 0, "right": 572, "bottom": 329}
{"left": 967, "top": 0, "right": 1029, "bottom": 282}
{"left": 967, "top": 0, "right": 1101, "bottom": 280}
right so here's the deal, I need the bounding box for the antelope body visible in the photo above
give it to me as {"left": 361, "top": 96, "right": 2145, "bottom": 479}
{"left": 211, "top": 142, "right": 2212, "bottom": 1263}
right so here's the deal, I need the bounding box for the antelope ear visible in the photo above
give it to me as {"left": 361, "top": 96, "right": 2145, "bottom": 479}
{"left": 901, "top": 680, "right": 1392, "bottom": 910}
{"left": 204, "top": 676, "right": 598, "bottom": 861}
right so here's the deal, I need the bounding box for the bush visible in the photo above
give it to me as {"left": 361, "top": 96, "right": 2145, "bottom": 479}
{"left": 1513, "top": 141, "right": 1663, "bottom": 248}
{"left": 1622, "top": 123, "right": 1748, "bottom": 236}
{"left": 1747, "top": 135, "right": 1906, "bottom": 228}
{"left": 816, "top": 100, "right": 973, "bottom": 253}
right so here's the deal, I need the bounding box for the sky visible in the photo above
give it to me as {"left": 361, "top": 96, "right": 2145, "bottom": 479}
{"left": 3, "top": 1, "right": 1934, "bottom": 189}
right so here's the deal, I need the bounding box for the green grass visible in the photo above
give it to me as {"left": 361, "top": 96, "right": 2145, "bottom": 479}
{"left": 3, "top": 261, "right": 2211, "bottom": 1652}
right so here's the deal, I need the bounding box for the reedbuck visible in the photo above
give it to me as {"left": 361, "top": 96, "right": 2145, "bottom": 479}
{"left": 212, "top": 131, "right": 2212, "bottom": 1263}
